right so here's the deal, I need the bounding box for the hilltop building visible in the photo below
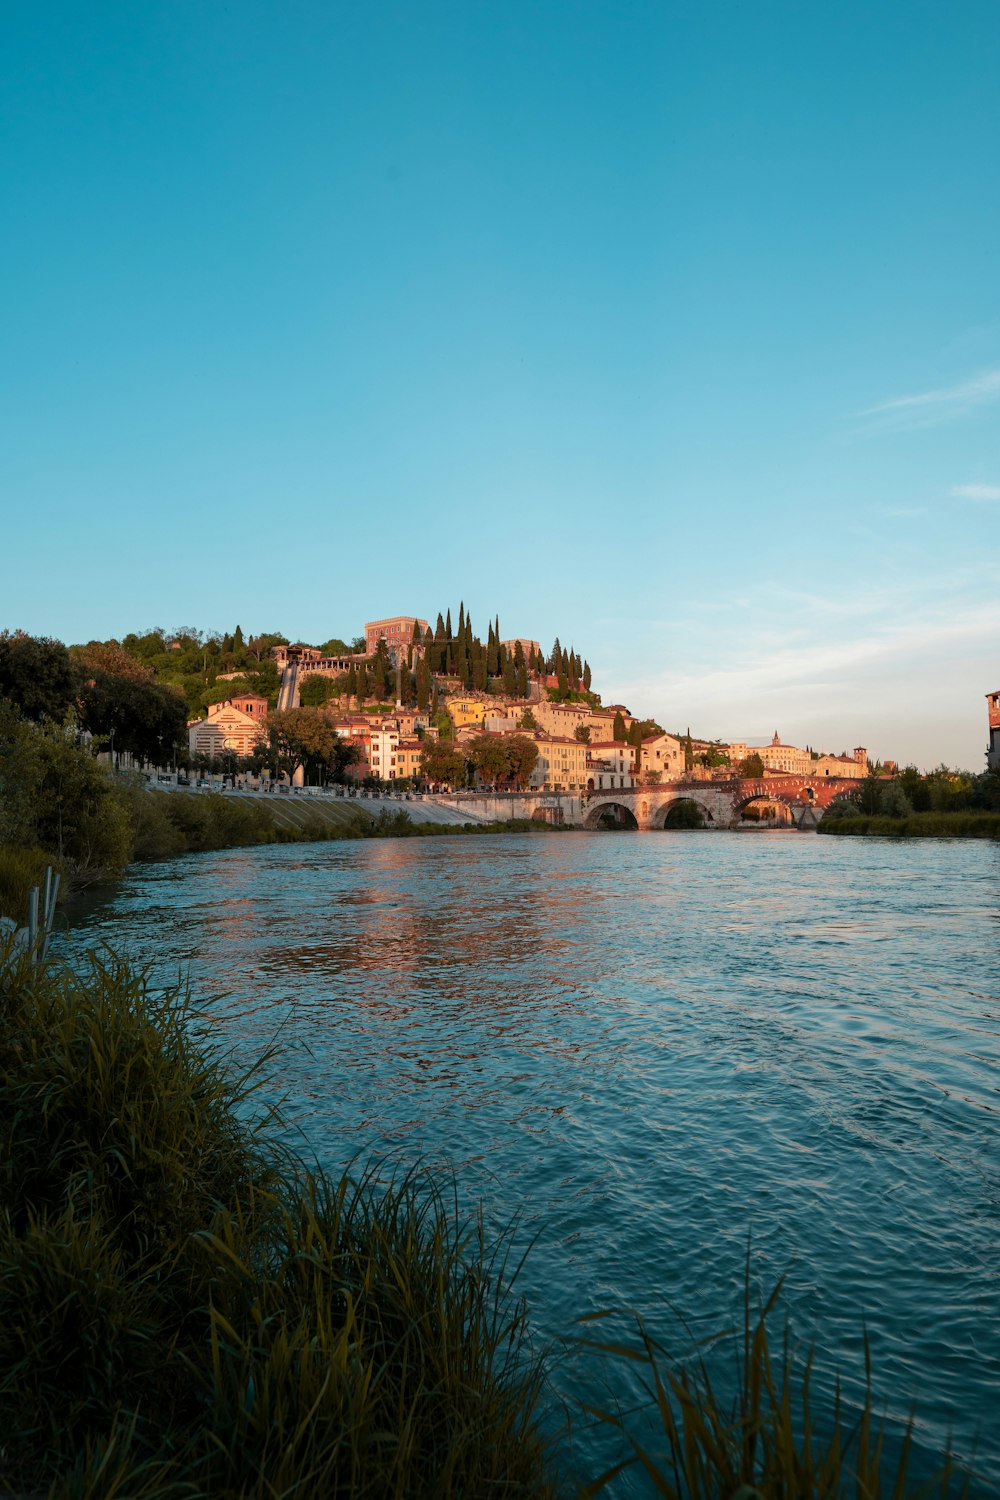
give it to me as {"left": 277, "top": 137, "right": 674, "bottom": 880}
{"left": 501, "top": 638, "right": 541, "bottom": 660}
{"left": 365, "top": 615, "right": 430, "bottom": 662}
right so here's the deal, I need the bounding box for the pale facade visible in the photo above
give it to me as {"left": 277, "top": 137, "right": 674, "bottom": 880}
{"left": 746, "top": 736, "right": 868, "bottom": 779}
{"left": 586, "top": 743, "right": 634, "bottom": 790}
{"left": 639, "top": 732, "right": 683, "bottom": 782}
{"left": 759, "top": 733, "right": 813, "bottom": 775}
{"left": 369, "top": 724, "right": 400, "bottom": 779}
{"left": 188, "top": 700, "right": 265, "bottom": 759}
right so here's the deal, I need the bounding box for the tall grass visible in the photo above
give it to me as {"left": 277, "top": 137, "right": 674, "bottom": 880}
{"left": 0, "top": 843, "right": 57, "bottom": 924}
{"left": 0, "top": 940, "right": 556, "bottom": 1498}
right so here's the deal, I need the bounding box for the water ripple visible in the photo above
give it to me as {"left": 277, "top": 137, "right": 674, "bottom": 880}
{"left": 59, "top": 833, "right": 1000, "bottom": 1495}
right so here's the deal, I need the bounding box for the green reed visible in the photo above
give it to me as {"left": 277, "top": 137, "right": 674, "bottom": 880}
{"left": 0, "top": 938, "right": 555, "bottom": 1498}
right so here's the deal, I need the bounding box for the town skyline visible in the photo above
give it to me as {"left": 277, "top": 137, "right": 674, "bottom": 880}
{"left": 4, "top": 3, "right": 998, "bottom": 771}
{"left": 4, "top": 609, "right": 993, "bottom": 773}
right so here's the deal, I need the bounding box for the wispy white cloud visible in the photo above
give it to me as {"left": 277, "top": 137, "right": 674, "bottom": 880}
{"left": 598, "top": 566, "right": 1000, "bottom": 766}
{"left": 950, "top": 483, "right": 1000, "bottom": 502}
{"left": 856, "top": 369, "right": 1000, "bottom": 429}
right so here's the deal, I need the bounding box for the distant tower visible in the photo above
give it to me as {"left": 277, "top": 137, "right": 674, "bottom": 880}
{"left": 771, "top": 731, "right": 781, "bottom": 746}
{"left": 853, "top": 746, "right": 868, "bottom": 769}
{"left": 987, "top": 690, "right": 1000, "bottom": 769}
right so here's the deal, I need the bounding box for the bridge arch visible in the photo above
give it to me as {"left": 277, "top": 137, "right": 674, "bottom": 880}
{"left": 583, "top": 800, "right": 639, "bottom": 830}
{"left": 649, "top": 795, "right": 716, "bottom": 830}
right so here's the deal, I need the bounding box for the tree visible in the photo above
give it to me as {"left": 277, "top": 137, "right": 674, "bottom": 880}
{"left": 79, "top": 670, "right": 188, "bottom": 766}
{"left": 32, "top": 718, "right": 133, "bottom": 876}
{"left": 464, "top": 732, "right": 539, "bottom": 790}
{"left": 371, "top": 639, "right": 393, "bottom": 699}
{"left": 518, "top": 707, "right": 539, "bottom": 732}
{"left": 739, "top": 752, "right": 765, "bottom": 779}
{"left": 319, "top": 638, "right": 351, "bottom": 656}
{"left": 0, "top": 697, "right": 42, "bottom": 846}
{"left": 613, "top": 712, "right": 627, "bottom": 743}
{"left": 255, "top": 708, "right": 356, "bottom": 785}
{"left": 879, "top": 780, "right": 913, "bottom": 817}
{"left": 466, "top": 734, "right": 512, "bottom": 787}
{"left": 574, "top": 724, "right": 591, "bottom": 743}
{"left": 299, "top": 673, "right": 339, "bottom": 707}
{"left": 513, "top": 641, "right": 528, "bottom": 698}
{"left": 0, "top": 631, "right": 80, "bottom": 723}
{"left": 419, "top": 740, "right": 468, "bottom": 788}
{"left": 505, "top": 734, "right": 539, "bottom": 790}
{"left": 416, "top": 657, "right": 431, "bottom": 711}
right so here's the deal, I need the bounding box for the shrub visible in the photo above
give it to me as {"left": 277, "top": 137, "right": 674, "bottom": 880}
{"left": 0, "top": 845, "right": 59, "bottom": 925}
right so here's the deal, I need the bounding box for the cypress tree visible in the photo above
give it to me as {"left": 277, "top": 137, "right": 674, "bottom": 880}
{"left": 613, "top": 711, "right": 627, "bottom": 742}
{"left": 416, "top": 658, "right": 430, "bottom": 710}
{"left": 583, "top": 660, "right": 592, "bottom": 692}
{"left": 347, "top": 662, "right": 358, "bottom": 704}
{"left": 445, "top": 608, "right": 452, "bottom": 640}
{"left": 457, "top": 601, "right": 465, "bottom": 639}
{"left": 435, "top": 613, "right": 446, "bottom": 641}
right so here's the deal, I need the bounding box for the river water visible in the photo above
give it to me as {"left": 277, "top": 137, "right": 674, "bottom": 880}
{"left": 60, "top": 831, "right": 999, "bottom": 1493}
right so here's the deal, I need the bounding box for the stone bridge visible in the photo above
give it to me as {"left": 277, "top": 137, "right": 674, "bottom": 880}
{"left": 422, "top": 776, "right": 858, "bottom": 830}
{"left": 584, "top": 776, "right": 858, "bottom": 830}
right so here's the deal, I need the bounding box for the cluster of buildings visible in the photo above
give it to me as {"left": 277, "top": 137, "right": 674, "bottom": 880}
{"left": 187, "top": 613, "right": 875, "bottom": 790}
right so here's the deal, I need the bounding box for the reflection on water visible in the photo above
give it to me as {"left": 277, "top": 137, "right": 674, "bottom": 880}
{"left": 60, "top": 834, "right": 1000, "bottom": 1494}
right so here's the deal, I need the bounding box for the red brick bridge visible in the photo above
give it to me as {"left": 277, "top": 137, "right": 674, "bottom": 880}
{"left": 583, "top": 775, "right": 858, "bottom": 830}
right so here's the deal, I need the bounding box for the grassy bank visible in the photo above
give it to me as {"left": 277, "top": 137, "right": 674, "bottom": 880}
{"left": 0, "top": 783, "right": 562, "bottom": 923}
{"left": 0, "top": 940, "right": 977, "bottom": 1497}
{"left": 819, "top": 810, "right": 1000, "bottom": 839}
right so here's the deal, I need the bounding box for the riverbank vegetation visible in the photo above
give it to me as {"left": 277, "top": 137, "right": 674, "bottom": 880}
{"left": 0, "top": 941, "right": 974, "bottom": 1497}
{"left": 820, "top": 764, "right": 1000, "bottom": 838}
{"left": 0, "top": 693, "right": 560, "bottom": 918}
{"left": 0, "top": 945, "right": 556, "bottom": 1498}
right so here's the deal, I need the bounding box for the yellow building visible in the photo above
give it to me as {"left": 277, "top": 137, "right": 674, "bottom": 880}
{"left": 528, "top": 735, "right": 589, "bottom": 791}
{"left": 447, "top": 696, "right": 489, "bottom": 728}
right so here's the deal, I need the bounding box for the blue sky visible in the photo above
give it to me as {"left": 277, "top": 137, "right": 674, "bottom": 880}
{"left": 3, "top": 1, "right": 998, "bottom": 768}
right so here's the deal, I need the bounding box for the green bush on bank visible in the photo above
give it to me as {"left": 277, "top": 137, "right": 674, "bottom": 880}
{"left": 819, "top": 810, "right": 1000, "bottom": 839}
